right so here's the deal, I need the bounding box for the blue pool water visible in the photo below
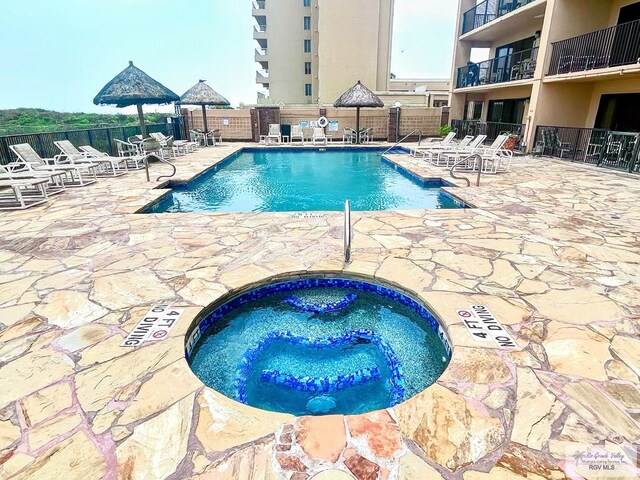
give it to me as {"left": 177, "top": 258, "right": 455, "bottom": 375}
{"left": 144, "top": 148, "right": 466, "bottom": 213}
{"left": 186, "top": 278, "right": 451, "bottom": 416}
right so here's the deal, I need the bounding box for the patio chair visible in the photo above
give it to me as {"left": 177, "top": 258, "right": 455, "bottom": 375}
{"left": 343, "top": 128, "right": 356, "bottom": 144}
{"left": 291, "top": 125, "right": 305, "bottom": 144}
{"left": 359, "top": 128, "right": 373, "bottom": 144}
{"left": 0, "top": 164, "right": 66, "bottom": 195}
{"left": 149, "top": 133, "right": 185, "bottom": 158}
{"left": 312, "top": 127, "right": 328, "bottom": 146}
{"left": 534, "top": 128, "right": 574, "bottom": 158}
{"left": 54, "top": 140, "right": 127, "bottom": 177}
{"left": 0, "top": 178, "right": 51, "bottom": 211}
{"left": 267, "top": 124, "right": 282, "bottom": 145}
{"left": 419, "top": 136, "right": 474, "bottom": 164}
{"left": 190, "top": 130, "right": 207, "bottom": 147}
{"left": 155, "top": 132, "right": 198, "bottom": 153}
{"left": 113, "top": 140, "right": 152, "bottom": 169}
{"left": 211, "top": 129, "right": 223, "bottom": 145}
{"left": 9, "top": 143, "right": 97, "bottom": 187}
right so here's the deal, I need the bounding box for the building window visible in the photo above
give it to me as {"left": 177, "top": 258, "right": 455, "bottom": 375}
{"left": 303, "top": 0, "right": 311, "bottom": 6}
{"left": 433, "top": 100, "right": 448, "bottom": 108}
{"left": 305, "top": 84, "right": 312, "bottom": 96}
{"left": 304, "top": 62, "right": 312, "bottom": 75}
{"left": 304, "top": 16, "right": 311, "bottom": 30}
{"left": 304, "top": 39, "right": 311, "bottom": 52}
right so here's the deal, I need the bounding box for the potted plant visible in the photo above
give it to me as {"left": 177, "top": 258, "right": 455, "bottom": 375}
{"left": 500, "top": 131, "right": 520, "bottom": 151}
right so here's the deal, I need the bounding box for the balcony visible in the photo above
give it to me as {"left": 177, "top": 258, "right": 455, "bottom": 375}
{"left": 456, "top": 47, "right": 538, "bottom": 89}
{"left": 253, "top": 24, "right": 267, "bottom": 41}
{"left": 548, "top": 19, "right": 640, "bottom": 76}
{"left": 462, "top": 0, "right": 535, "bottom": 35}
{"left": 253, "top": 0, "right": 265, "bottom": 9}
{"left": 256, "top": 70, "right": 269, "bottom": 87}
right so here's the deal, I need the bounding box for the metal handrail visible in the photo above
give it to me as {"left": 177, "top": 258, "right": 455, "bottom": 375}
{"left": 143, "top": 153, "right": 177, "bottom": 182}
{"left": 344, "top": 199, "right": 352, "bottom": 263}
{"left": 383, "top": 130, "right": 423, "bottom": 154}
{"left": 156, "top": 157, "right": 177, "bottom": 182}
{"left": 450, "top": 154, "right": 485, "bottom": 186}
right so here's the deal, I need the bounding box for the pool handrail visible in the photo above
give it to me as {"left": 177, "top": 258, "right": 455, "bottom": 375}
{"left": 344, "top": 199, "right": 352, "bottom": 263}
{"left": 383, "top": 130, "right": 423, "bottom": 155}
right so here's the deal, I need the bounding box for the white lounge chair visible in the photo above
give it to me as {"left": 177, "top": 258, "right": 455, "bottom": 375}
{"left": 291, "top": 125, "right": 305, "bottom": 144}
{"left": 9, "top": 143, "right": 98, "bottom": 187}
{"left": 312, "top": 127, "right": 328, "bottom": 146}
{"left": 420, "top": 135, "right": 473, "bottom": 164}
{"left": 0, "top": 178, "right": 51, "bottom": 210}
{"left": 409, "top": 132, "right": 457, "bottom": 156}
{"left": 0, "top": 164, "right": 66, "bottom": 195}
{"left": 438, "top": 135, "right": 488, "bottom": 167}
{"left": 473, "top": 135, "right": 512, "bottom": 173}
{"left": 54, "top": 140, "right": 128, "bottom": 177}
{"left": 149, "top": 133, "right": 185, "bottom": 158}
{"left": 267, "top": 124, "right": 282, "bottom": 145}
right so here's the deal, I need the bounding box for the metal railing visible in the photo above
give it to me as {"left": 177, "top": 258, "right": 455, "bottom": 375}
{"left": 254, "top": 24, "right": 267, "bottom": 33}
{"left": 457, "top": 47, "right": 538, "bottom": 88}
{"left": 548, "top": 19, "right": 640, "bottom": 75}
{"left": 0, "top": 123, "right": 170, "bottom": 165}
{"left": 344, "top": 200, "right": 352, "bottom": 263}
{"left": 382, "top": 129, "right": 422, "bottom": 154}
{"left": 462, "top": 0, "right": 534, "bottom": 35}
{"left": 450, "top": 154, "right": 485, "bottom": 186}
{"left": 533, "top": 125, "right": 640, "bottom": 173}
{"left": 451, "top": 120, "right": 526, "bottom": 148}
{"left": 253, "top": 0, "right": 265, "bottom": 9}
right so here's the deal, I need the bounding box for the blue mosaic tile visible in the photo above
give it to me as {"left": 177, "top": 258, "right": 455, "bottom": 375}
{"left": 283, "top": 293, "right": 358, "bottom": 313}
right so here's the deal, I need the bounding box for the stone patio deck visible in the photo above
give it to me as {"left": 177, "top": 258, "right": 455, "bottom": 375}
{"left": 0, "top": 144, "right": 639, "bottom": 479}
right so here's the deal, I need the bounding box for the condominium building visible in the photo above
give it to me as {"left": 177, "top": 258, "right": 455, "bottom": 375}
{"left": 449, "top": 0, "right": 640, "bottom": 151}
{"left": 252, "top": 0, "right": 394, "bottom": 105}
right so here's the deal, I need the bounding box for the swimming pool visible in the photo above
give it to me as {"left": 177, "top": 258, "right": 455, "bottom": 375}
{"left": 143, "top": 147, "right": 467, "bottom": 213}
{"left": 186, "top": 277, "right": 451, "bottom": 415}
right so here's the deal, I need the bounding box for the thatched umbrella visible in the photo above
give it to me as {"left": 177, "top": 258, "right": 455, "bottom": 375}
{"left": 180, "top": 80, "right": 230, "bottom": 133}
{"left": 333, "top": 80, "right": 384, "bottom": 144}
{"left": 93, "top": 61, "right": 179, "bottom": 137}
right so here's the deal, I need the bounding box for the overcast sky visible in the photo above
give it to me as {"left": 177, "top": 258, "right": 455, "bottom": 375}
{"left": 0, "top": 0, "right": 458, "bottom": 113}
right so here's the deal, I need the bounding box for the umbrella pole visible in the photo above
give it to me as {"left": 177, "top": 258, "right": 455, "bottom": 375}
{"left": 202, "top": 105, "right": 209, "bottom": 134}
{"left": 356, "top": 107, "right": 361, "bottom": 144}
{"left": 136, "top": 104, "right": 148, "bottom": 138}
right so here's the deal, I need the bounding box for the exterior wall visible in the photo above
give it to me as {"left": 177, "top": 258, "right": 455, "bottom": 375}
{"left": 585, "top": 77, "right": 640, "bottom": 127}
{"left": 260, "top": 0, "right": 311, "bottom": 104}
{"left": 390, "top": 79, "right": 450, "bottom": 92}
{"left": 316, "top": 0, "right": 394, "bottom": 104}
{"left": 254, "top": 0, "right": 393, "bottom": 105}
{"left": 398, "top": 108, "right": 443, "bottom": 136}
{"left": 188, "top": 109, "right": 253, "bottom": 140}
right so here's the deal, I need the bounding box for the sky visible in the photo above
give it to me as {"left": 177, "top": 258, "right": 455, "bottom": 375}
{"left": 0, "top": 0, "right": 458, "bottom": 114}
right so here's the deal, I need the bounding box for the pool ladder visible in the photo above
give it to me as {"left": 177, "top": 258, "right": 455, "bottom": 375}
{"left": 382, "top": 130, "right": 423, "bottom": 155}
{"left": 144, "top": 154, "right": 177, "bottom": 182}
{"left": 344, "top": 200, "right": 352, "bottom": 263}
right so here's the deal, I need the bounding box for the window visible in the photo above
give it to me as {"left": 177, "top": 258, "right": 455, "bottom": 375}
{"left": 303, "top": 0, "right": 311, "bottom": 6}
{"left": 304, "top": 16, "right": 311, "bottom": 30}
{"left": 304, "top": 39, "right": 311, "bottom": 52}
{"left": 433, "top": 100, "right": 448, "bottom": 108}
{"left": 304, "top": 62, "right": 312, "bottom": 75}
{"left": 305, "top": 84, "right": 312, "bottom": 96}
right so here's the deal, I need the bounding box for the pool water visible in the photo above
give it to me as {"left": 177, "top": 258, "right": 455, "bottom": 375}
{"left": 144, "top": 148, "right": 466, "bottom": 213}
{"left": 187, "top": 278, "right": 451, "bottom": 416}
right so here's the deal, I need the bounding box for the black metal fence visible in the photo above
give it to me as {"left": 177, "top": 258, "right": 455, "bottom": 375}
{"left": 533, "top": 125, "right": 640, "bottom": 173}
{"left": 548, "top": 19, "right": 640, "bottom": 75}
{"left": 462, "top": 0, "right": 534, "bottom": 35}
{"left": 0, "top": 123, "right": 170, "bottom": 165}
{"left": 451, "top": 120, "right": 526, "bottom": 146}
{"left": 457, "top": 47, "right": 538, "bottom": 88}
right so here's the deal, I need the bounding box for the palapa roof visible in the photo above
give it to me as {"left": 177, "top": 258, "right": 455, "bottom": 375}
{"left": 93, "top": 61, "right": 179, "bottom": 108}
{"left": 180, "top": 80, "right": 230, "bottom": 106}
{"left": 333, "top": 81, "right": 384, "bottom": 108}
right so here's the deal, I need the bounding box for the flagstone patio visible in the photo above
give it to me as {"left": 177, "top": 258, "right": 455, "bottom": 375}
{"left": 0, "top": 144, "right": 639, "bottom": 479}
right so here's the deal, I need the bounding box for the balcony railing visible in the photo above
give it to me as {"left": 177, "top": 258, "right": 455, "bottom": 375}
{"left": 533, "top": 126, "right": 640, "bottom": 173}
{"left": 254, "top": 24, "right": 267, "bottom": 33}
{"left": 253, "top": 1, "right": 265, "bottom": 9}
{"left": 457, "top": 47, "right": 538, "bottom": 88}
{"left": 462, "top": 0, "right": 535, "bottom": 35}
{"left": 548, "top": 19, "right": 640, "bottom": 75}
{"left": 451, "top": 120, "right": 527, "bottom": 150}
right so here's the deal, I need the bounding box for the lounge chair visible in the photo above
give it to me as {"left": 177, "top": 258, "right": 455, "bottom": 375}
{"left": 9, "top": 143, "right": 98, "bottom": 187}
{"left": 438, "top": 135, "right": 488, "bottom": 167}
{"left": 149, "top": 133, "right": 185, "bottom": 158}
{"left": 54, "top": 140, "right": 128, "bottom": 177}
{"left": 419, "top": 135, "right": 474, "bottom": 164}
{"left": 0, "top": 178, "right": 51, "bottom": 210}
{"left": 291, "top": 125, "right": 305, "bottom": 144}
{"left": 312, "top": 128, "right": 328, "bottom": 146}
{"left": 409, "top": 131, "right": 457, "bottom": 156}
{"left": 0, "top": 164, "right": 66, "bottom": 195}
{"left": 267, "top": 124, "right": 282, "bottom": 145}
